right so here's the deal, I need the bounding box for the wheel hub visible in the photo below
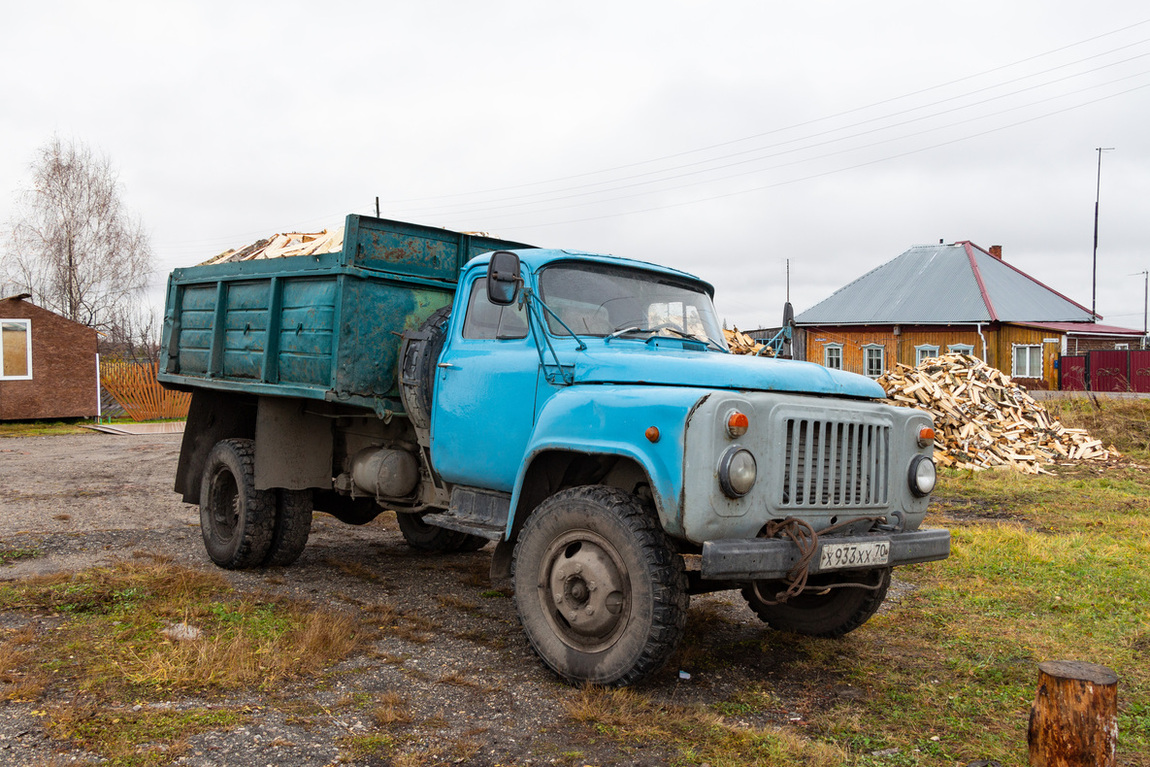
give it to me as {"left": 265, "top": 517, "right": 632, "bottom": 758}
{"left": 547, "top": 540, "right": 627, "bottom": 642}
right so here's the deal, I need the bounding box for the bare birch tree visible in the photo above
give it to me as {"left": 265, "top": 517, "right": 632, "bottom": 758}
{"left": 2, "top": 136, "right": 155, "bottom": 355}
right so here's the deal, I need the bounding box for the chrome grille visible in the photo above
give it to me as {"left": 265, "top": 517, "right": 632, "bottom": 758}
{"left": 781, "top": 418, "right": 890, "bottom": 508}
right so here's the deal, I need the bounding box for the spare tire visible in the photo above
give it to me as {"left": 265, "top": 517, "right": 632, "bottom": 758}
{"left": 399, "top": 304, "right": 453, "bottom": 432}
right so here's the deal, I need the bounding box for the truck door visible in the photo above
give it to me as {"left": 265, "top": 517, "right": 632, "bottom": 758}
{"left": 430, "top": 275, "right": 539, "bottom": 491}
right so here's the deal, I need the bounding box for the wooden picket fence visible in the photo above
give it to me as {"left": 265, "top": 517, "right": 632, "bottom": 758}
{"left": 100, "top": 360, "right": 190, "bottom": 422}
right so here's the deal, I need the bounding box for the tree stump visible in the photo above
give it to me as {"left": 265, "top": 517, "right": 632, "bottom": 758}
{"left": 1028, "top": 660, "right": 1118, "bottom": 767}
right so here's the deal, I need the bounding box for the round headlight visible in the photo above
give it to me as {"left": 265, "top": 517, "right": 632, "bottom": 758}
{"left": 719, "top": 446, "right": 757, "bottom": 498}
{"left": 908, "top": 455, "right": 936, "bottom": 497}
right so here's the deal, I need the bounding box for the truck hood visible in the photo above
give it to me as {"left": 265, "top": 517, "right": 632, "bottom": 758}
{"left": 570, "top": 344, "right": 885, "bottom": 398}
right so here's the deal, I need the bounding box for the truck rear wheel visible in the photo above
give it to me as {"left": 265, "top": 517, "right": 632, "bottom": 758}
{"left": 741, "top": 568, "right": 891, "bottom": 637}
{"left": 199, "top": 439, "right": 275, "bottom": 569}
{"left": 264, "top": 489, "right": 312, "bottom": 567}
{"left": 512, "top": 486, "right": 688, "bottom": 686}
{"left": 396, "top": 512, "right": 488, "bottom": 553}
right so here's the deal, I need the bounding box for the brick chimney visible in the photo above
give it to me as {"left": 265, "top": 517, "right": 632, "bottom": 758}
{"left": 989, "top": 245, "right": 1003, "bottom": 260}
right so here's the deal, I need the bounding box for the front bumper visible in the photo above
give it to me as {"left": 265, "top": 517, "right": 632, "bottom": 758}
{"left": 700, "top": 528, "right": 950, "bottom": 581}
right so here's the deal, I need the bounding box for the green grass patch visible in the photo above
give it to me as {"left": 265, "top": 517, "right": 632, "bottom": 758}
{"left": 0, "top": 547, "right": 41, "bottom": 566}
{"left": 564, "top": 458, "right": 1150, "bottom": 766}
{"left": 0, "top": 420, "right": 92, "bottom": 437}
{"left": 815, "top": 466, "right": 1150, "bottom": 766}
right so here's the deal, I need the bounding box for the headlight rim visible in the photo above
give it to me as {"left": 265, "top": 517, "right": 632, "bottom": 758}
{"left": 908, "top": 454, "right": 936, "bottom": 497}
{"left": 718, "top": 445, "right": 757, "bottom": 498}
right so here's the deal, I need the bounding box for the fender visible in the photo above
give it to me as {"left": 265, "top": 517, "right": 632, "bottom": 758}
{"left": 506, "top": 384, "right": 715, "bottom": 538}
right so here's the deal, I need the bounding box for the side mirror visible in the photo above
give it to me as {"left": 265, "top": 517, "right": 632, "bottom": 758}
{"left": 486, "top": 250, "right": 521, "bottom": 306}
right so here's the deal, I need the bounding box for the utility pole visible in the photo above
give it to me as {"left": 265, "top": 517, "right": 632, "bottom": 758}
{"left": 1135, "top": 270, "right": 1149, "bottom": 348}
{"left": 1092, "top": 147, "right": 1115, "bottom": 321}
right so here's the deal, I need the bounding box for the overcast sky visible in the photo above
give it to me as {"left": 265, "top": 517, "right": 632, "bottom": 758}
{"left": 3, "top": 1, "right": 1148, "bottom": 333}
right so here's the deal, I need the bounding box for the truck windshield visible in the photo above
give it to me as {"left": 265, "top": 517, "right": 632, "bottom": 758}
{"left": 538, "top": 262, "right": 727, "bottom": 350}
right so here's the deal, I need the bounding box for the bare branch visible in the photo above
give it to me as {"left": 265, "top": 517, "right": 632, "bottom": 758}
{"left": 2, "top": 135, "right": 156, "bottom": 357}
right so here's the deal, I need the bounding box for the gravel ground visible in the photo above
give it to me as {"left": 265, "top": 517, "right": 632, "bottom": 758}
{"left": 0, "top": 432, "right": 868, "bottom": 766}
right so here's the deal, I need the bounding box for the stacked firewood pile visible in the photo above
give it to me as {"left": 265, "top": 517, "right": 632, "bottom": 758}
{"left": 724, "top": 328, "right": 773, "bottom": 356}
{"left": 879, "top": 354, "right": 1116, "bottom": 473}
{"left": 200, "top": 228, "right": 344, "bottom": 266}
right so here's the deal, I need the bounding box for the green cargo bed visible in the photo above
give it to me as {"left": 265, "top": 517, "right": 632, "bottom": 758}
{"left": 158, "top": 214, "right": 531, "bottom": 415}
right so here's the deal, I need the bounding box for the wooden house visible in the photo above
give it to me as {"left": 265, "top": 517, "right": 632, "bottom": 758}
{"left": 0, "top": 294, "right": 99, "bottom": 420}
{"left": 794, "top": 242, "right": 1143, "bottom": 390}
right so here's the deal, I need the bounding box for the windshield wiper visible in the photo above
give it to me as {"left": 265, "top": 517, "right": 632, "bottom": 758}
{"left": 605, "top": 323, "right": 726, "bottom": 351}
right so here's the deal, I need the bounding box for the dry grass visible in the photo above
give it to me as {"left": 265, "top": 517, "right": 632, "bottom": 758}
{"left": 0, "top": 560, "right": 363, "bottom": 696}
{"left": 435, "top": 593, "right": 477, "bottom": 610}
{"left": 372, "top": 691, "right": 413, "bottom": 726}
{"left": 564, "top": 686, "right": 848, "bottom": 766}
{"left": 324, "top": 557, "right": 384, "bottom": 583}
{"left": 1044, "top": 396, "right": 1150, "bottom": 459}
{"left": 44, "top": 701, "right": 245, "bottom": 765}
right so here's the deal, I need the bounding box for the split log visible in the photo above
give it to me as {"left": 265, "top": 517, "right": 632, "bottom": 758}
{"left": 1028, "top": 660, "right": 1118, "bottom": 767}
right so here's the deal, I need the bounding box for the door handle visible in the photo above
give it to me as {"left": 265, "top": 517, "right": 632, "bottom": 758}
{"left": 437, "top": 362, "right": 457, "bottom": 369}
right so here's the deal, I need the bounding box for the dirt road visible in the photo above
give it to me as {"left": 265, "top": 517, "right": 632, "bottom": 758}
{"left": 1, "top": 432, "right": 826, "bottom": 766}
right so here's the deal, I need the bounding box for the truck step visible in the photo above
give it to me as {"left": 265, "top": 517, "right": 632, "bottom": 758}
{"left": 421, "top": 486, "right": 512, "bottom": 541}
{"left": 421, "top": 512, "right": 504, "bottom": 541}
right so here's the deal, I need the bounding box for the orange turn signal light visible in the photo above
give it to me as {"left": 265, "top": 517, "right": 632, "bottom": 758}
{"left": 645, "top": 426, "right": 660, "bottom": 443}
{"left": 918, "top": 427, "right": 936, "bottom": 447}
{"left": 726, "top": 411, "right": 749, "bottom": 438}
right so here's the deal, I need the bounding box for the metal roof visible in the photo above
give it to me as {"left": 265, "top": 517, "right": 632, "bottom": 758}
{"left": 795, "top": 242, "right": 1096, "bottom": 325}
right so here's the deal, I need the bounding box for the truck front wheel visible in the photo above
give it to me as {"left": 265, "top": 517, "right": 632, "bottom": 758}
{"left": 741, "top": 568, "right": 891, "bottom": 638}
{"left": 199, "top": 439, "right": 275, "bottom": 569}
{"left": 512, "top": 486, "right": 688, "bottom": 686}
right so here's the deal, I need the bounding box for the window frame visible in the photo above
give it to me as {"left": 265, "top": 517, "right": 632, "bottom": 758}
{"left": 823, "top": 343, "right": 843, "bottom": 370}
{"left": 460, "top": 277, "right": 529, "bottom": 341}
{"left": 1011, "top": 343, "right": 1043, "bottom": 378}
{"left": 914, "top": 344, "right": 940, "bottom": 365}
{"left": 948, "top": 343, "right": 975, "bottom": 356}
{"left": 0, "top": 318, "right": 33, "bottom": 380}
{"left": 862, "top": 344, "right": 885, "bottom": 378}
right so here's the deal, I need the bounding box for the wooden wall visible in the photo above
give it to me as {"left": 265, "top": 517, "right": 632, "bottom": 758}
{"left": 801, "top": 323, "right": 1062, "bottom": 390}
{"left": 0, "top": 299, "right": 99, "bottom": 420}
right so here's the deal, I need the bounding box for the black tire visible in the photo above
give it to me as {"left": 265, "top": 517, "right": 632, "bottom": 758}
{"left": 264, "top": 489, "right": 313, "bottom": 567}
{"left": 199, "top": 439, "right": 275, "bottom": 569}
{"left": 396, "top": 512, "right": 488, "bottom": 553}
{"left": 741, "top": 568, "right": 892, "bottom": 638}
{"left": 399, "top": 304, "right": 452, "bottom": 431}
{"left": 511, "top": 486, "right": 688, "bottom": 686}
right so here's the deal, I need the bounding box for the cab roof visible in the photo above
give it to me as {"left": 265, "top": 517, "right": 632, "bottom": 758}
{"left": 466, "top": 248, "right": 716, "bottom": 298}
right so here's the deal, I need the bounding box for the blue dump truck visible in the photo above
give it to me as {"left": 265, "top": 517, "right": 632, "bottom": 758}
{"left": 160, "top": 214, "right": 949, "bottom": 686}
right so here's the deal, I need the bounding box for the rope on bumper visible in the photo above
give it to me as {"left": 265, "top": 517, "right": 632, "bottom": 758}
{"left": 754, "top": 515, "right": 887, "bottom": 604}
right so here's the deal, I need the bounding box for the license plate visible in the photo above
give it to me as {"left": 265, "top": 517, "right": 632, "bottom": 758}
{"left": 818, "top": 539, "right": 890, "bottom": 570}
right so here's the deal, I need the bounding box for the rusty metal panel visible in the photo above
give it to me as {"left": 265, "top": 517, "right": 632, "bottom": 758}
{"left": 345, "top": 214, "right": 532, "bottom": 281}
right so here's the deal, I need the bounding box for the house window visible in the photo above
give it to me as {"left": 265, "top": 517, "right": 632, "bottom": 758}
{"left": 824, "top": 344, "right": 842, "bottom": 370}
{"left": 1012, "top": 344, "right": 1042, "bottom": 378}
{"left": 915, "top": 344, "right": 940, "bottom": 365}
{"left": 1, "top": 319, "right": 32, "bottom": 380}
{"left": 862, "top": 344, "right": 885, "bottom": 378}
{"left": 1115, "top": 343, "right": 1129, "bottom": 350}
{"left": 948, "top": 343, "right": 974, "bottom": 356}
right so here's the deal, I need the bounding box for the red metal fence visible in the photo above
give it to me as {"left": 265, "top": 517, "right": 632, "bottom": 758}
{"left": 1059, "top": 350, "right": 1150, "bottom": 392}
